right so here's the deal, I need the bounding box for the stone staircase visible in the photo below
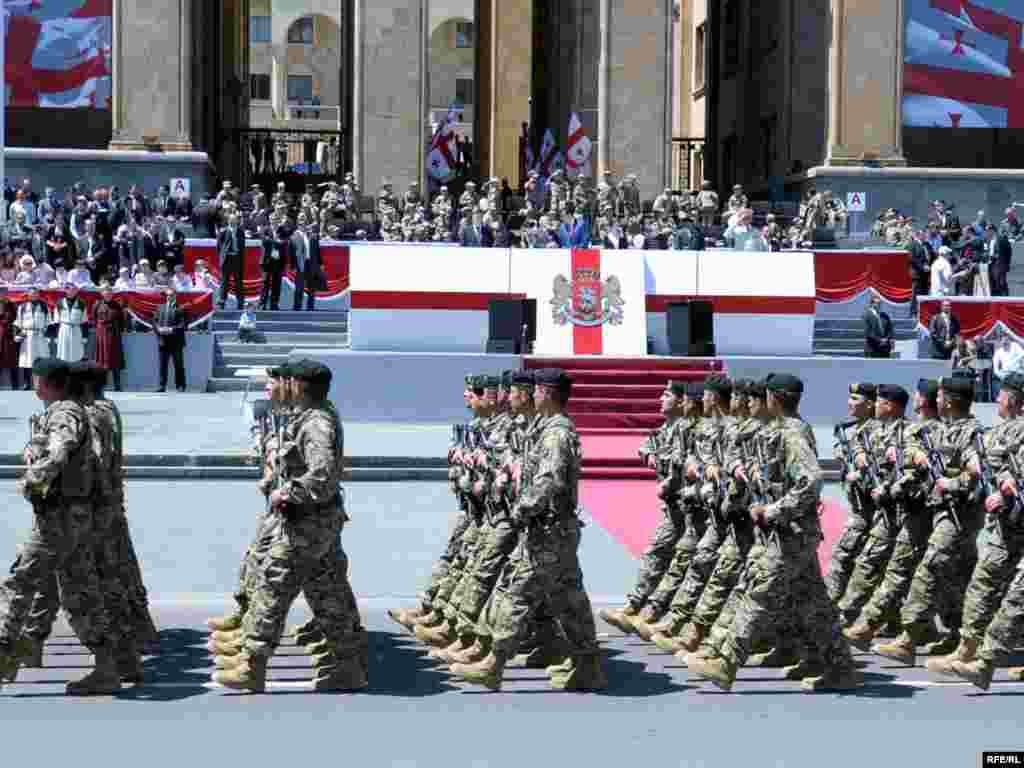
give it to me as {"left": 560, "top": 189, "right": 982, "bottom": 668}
{"left": 208, "top": 309, "right": 350, "bottom": 392}
{"left": 813, "top": 315, "right": 920, "bottom": 358}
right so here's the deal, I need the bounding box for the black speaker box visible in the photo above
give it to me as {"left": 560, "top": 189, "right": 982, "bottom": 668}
{"left": 488, "top": 298, "right": 537, "bottom": 353}
{"left": 667, "top": 301, "right": 715, "bottom": 357}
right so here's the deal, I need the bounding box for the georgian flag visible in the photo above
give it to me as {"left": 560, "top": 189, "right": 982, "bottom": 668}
{"left": 538, "top": 129, "right": 557, "bottom": 176}
{"left": 427, "top": 107, "right": 457, "bottom": 181}
{"left": 565, "top": 112, "right": 593, "bottom": 177}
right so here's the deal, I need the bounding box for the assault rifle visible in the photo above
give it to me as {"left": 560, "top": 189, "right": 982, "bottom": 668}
{"left": 751, "top": 437, "right": 780, "bottom": 546}
{"left": 919, "top": 426, "right": 963, "bottom": 529}
{"left": 1004, "top": 450, "right": 1024, "bottom": 527}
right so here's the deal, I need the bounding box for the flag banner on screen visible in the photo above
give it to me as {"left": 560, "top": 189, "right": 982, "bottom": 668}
{"left": 903, "top": 0, "right": 1024, "bottom": 128}
{"left": 4, "top": 0, "right": 112, "bottom": 109}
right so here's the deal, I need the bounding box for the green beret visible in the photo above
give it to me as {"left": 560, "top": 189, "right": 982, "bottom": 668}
{"left": 917, "top": 378, "right": 938, "bottom": 402}
{"left": 704, "top": 374, "right": 732, "bottom": 397}
{"left": 876, "top": 384, "right": 909, "bottom": 407}
{"left": 501, "top": 370, "right": 515, "bottom": 389}
{"left": 469, "top": 375, "right": 486, "bottom": 394}
{"left": 766, "top": 373, "right": 804, "bottom": 395}
{"left": 267, "top": 364, "right": 289, "bottom": 379}
{"left": 939, "top": 375, "right": 975, "bottom": 398}
{"left": 32, "top": 358, "right": 68, "bottom": 379}
{"left": 731, "top": 378, "right": 751, "bottom": 397}
{"left": 482, "top": 375, "right": 501, "bottom": 391}
{"left": 667, "top": 379, "right": 688, "bottom": 397}
{"left": 849, "top": 383, "right": 877, "bottom": 400}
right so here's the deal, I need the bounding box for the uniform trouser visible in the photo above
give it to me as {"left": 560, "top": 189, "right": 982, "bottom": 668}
{"left": 720, "top": 532, "right": 853, "bottom": 669}
{"left": 418, "top": 508, "right": 472, "bottom": 609}
{"left": 958, "top": 524, "right": 1024, "bottom": 643}
{"left": 901, "top": 513, "right": 978, "bottom": 637}
{"left": 24, "top": 501, "right": 137, "bottom": 644}
{"left": 836, "top": 509, "right": 899, "bottom": 624}
{"left": 977, "top": 562, "right": 1024, "bottom": 663}
{"left": 0, "top": 500, "right": 110, "bottom": 652}
{"left": 445, "top": 517, "right": 494, "bottom": 625}
{"left": 233, "top": 509, "right": 276, "bottom": 614}
{"left": 433, "top": 516, "right": 484, "bottom": 611}
{"left": 241, "top": 511, "right": 360, "bottom": 658}
{"left": 857, "top": 513, "right": 932, "bottom": 629}
{"left": 691, "top": 522, "right": 755, "bottom": 633}
{"left": 450, "top": 518, "right": 521, "bottom": 637}
{"left": 663, "top": 517, "right": 728, "bottom": 629}
{"left": 824, "top": 491, "right": 873, "bottom": 603}
{"left": 646, "top": 505, "right": 707, "bottom": 614}
{"left": 625, "top": 500, "right": 685, "bottom": 611}
{"left": 483, "top": 520, "right": 598, "bottom": 659}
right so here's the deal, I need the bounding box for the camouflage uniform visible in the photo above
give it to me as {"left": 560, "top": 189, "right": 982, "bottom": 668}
{"left": 898, "top": 415, "right": 983, "bottom": 641}
{"left": 239, "top": 402, "right": 361, "bottom": 662}
{"left": 971, "top": 558, "right": 1024, "bottom": 669}
{"left": 825, "top": 418, "right": 879, "bottom": 603}
{"left": 0, "top": 400, "right": 111, "bottom": 655}
{"left": 717, "top": 417, "right": 853, "bottom": 673}
{"left": 624, "top": 417, "right": 686, "bottom": 610}
{"left": 659, "top": 415, "right": 733, "bottom": 630}
{"left": 481, "top": 413, "right": 598, "bottom": 661}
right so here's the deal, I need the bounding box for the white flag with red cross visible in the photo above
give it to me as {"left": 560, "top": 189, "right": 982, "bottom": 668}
{"left": 565, "top": 112, "right": 593, "bottom": 177}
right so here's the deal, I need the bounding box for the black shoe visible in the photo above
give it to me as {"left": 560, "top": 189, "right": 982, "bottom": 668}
{"left": 176, "top": 387, "right": 186, "bottom": 393}
{"left": 22, "top": 384, "right": 31, "bottom": 391}
{"left": 156, "top": 387, "right": 166, "bottom": 393}
{"left": 114, "top": 386, "right": 122, "bottom": 392}
{"left": 217, "top": 303, "right": 226, "bottom": 310}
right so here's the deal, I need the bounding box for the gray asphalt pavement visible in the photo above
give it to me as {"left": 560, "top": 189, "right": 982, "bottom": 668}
{"left": 0, "top": 479, "right": 1020, "bottom": 768}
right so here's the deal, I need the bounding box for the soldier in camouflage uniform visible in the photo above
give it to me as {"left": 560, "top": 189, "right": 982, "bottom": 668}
{"left": 843, "top": 384, "right": 934, "bottom": 653}
{"left": 689, "top": 374, "right": 862, "bottom": 692}
{"left": 0, "top": 359, "right": 120, "bottom": 695}
{"left": 636, "top": 375, "right": 733, "bottom": 645}
{"left": 652, "top": 379, "right": 758, "bottom": 653}
{"left": 212, "top": 361, "right": 366, "bottom": 693}
{"left": 825, "top": 384, "right": 879, "bottom": 604}
{"left": 600, "top": 380, "right": 692, "bottom": 634}
{"left": 453, "top": 368, "right": 605, "bottom": 691}
{"left": 389, "top": 375, "right": 480, "bottom": 631}
{"left": 928, "top": 373, "right": 1024, "bottom": 677}
{"left": 871, "top": 373, "right": 983, "bottom": 666}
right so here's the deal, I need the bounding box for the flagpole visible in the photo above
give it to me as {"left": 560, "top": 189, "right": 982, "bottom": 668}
{"left": 1, "top": 0, "right": 6, "bottom": 225}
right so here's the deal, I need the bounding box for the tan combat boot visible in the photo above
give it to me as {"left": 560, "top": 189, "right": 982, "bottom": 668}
{"left": 676, "top": 622, "right": 706, "bottom": 654}
{"left": 451, "top": 650, "right": 506, "bottom": 691}
{"left": 0, "top": 636, "right": 39, "bottom": 684}
{"left": 66, "top": 647, "right": 122, "bottom": 696}
{"left": 782, "top": 658, "right": 826, "bottom": 681}
{"left": 597, "top": 605, "right": 641, "bottom": 635}
{"left": 688, "top": 654, "right": 737, "bottom": 691}
{"left": 1006, "top": 667, "right": 1024, "bottom": 681}
{"left": 630, "top": 607, "right": 662, "bottom": 642}
{"left": 520, "top": 636, "right": 571, "bottom": 670}
{"left": 433, "top": 635, "right": 474, "bottom": 663}
{"left": 206, "top": 613, "right": 243, "bottom": 632}
{"left": 213, "top": 652, "right": 268, "bottom": 693}
{"left": 450, "top": 636, "right": 490, "bottom": 665}
{"left": 926, "top": 637, "right": 979, "bottom": 677}
{"left": 801, "top": 664, "right": 864, "bottom": 692}
{"left": 289, "top": 619, "right": 323, "bottom": 646}
{"left": 209, "top": 636, "right": 242, "bottom": 656}
{"left": 313, "top": 657, "right": 368, "bottom": 692}
{"left": 409, "top": 609, "right": 443, "bottom": 628}
{"left": 214, "top": 654, "right": 242, "bottom": 670}
{"left": 413, "top": 620, "right": 455, "bottom": 647}
{"left": 842, "top": 622, "right": 877, "bottom": 652}
{"left": 747, "top": 646, "right": 802, "bottom": 668}
{"left": 950, "top": 658, "right": 995, "bottom": 691}
{"left": 651, "top": 629, "right": 687, "bottom": 654}
{"left": 872, "top": 631, "right": 917, "bottom": 666}
{"left": 210, "top": 629, "right": 242, "bottom": 644}
{"left": 549, "top": 653, "right": 607, "bottom": 691}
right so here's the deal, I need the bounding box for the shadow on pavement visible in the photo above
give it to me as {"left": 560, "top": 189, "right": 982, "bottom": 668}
{"left": 361, "top": 630, "right": 458, "bottom": 697}
{"left": 120, "top": 628, "right": 213, "bottom": 702}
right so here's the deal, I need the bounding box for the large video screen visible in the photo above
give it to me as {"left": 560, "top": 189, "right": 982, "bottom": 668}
{"left": 903, "top": 0, "right": 1024, "bottom": 128}
{"left": 4, "top": 0, "right": 112, "bottom": 109}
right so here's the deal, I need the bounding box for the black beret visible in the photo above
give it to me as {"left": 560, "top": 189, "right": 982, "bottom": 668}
{"left": 687, "top": 381, "right": 705, "bottom": 399}
{"left": 510, "top": 371, "right": 535, "bottom": 389}
{"left": 877, "top": 384, "right": 910, "bottom": 407}
{"left": 746, "top": 379, "right": 767, "bottom": 399}
{"left": 469, "top": 375, "right": 487, "bottom": 393}
{"left": 704, "top": 374, "right": 732, "bottom": 397}
{"left": 731, "top": 378, "right": 751, "bottom": 396}
{"left": 939, "top": 375, "right": 975, "bottom": 398}
{"left": 916, "top": 378, "right": 939, "bottom": 401}
{"left": 1001, "top": 373, "right": 1024, "bottom": 395}
{"left": 849, "top": 383, "right": 877, "bottom": 400}
{"left": 482, "top": 375, "right": 501, "bottom": 391}
{"left": 32, "top": 358, "right": 67, "bottom": 378}
{"left": 533, "top": 368, "right": 573, "bottom": 392}
{"left": 766, "top": 373, "right": 804, "bottom": 395}
{"left": 667, "top": 379, "right": 688, "bottom": 397}
{"left": 501, "top": 370, "right": 515, "bottom": 389}
{"left": 464, "top": 374, "right": 476, "bottom": 387}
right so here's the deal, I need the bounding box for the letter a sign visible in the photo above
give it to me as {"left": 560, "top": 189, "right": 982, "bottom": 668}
{"left": 846, "top": 192, "right": 866, "bottom": 212}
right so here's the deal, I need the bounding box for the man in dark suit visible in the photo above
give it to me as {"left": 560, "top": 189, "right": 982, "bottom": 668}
{"left": 289, "top": 214, "right": 320, "bottom": 311}
{"left": 928, "top": 299, "right": 961, "bottom": 360}
{"left": 192, "top": 195, "right": 215, "bottom": 238}
{"left": 987, "top": 224, "right": 1013, "bottom": 297}
{"left": 217, "top": 213, "right": 246, "bottom": 309}
{"left": 260, "top": 216, "right": 291, "bottom": 310}
{"left": 154, "top": 287, "right": 187, "bottom": 392}
{"left": 863, "top": 291, "right": 894, "bottom": 358}
{"left": 78, "top": 219, "right": 112, "bottom": 283}
{"left": 907, "top": 229, "right": 932, "bottom": 316}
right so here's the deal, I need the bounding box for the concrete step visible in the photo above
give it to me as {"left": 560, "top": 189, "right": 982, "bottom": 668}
{"left": 812, "top": 349, "right": 868, "bottom": 358}
{"left": 217, "top": 343, "right": 304, "bottom": 355}
{"left": 813, "top": 329, "right": 918, "bottom": 340}
{"left": 212, "top": 320, "right": 349, "bottom": 333}
{"left": 814, "top": 320, "right": 919, "bottom": 332}
{"left": 213, "top": 332, "right": 350, "bottom": 346}
{"left": 215, "top": 310, "right": 349, "bottom": 321}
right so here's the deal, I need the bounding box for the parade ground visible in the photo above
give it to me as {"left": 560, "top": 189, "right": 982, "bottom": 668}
{"left": 0, "top": 392, "right": 1020, "bottom": 767}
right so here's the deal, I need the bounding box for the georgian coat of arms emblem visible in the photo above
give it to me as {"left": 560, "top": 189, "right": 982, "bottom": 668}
{"left": 551, "top": 269, "right": 625, "bottom": 327}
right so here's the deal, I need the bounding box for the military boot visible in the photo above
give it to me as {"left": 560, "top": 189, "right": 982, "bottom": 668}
{"left": 747, "top": 646, "right": 802, "bottom": 668}
{"left": 872, "top": 631, "right": 917, "bottom": 666}
{"left": 920, "top": 631, "right": 959, "bottom": 657}
{"left": 451, "top": 650, "right": 506, "bottom": 691}
{"left": 630, "top": 607, "right": 662, "bottom": 642}
{"left": 206, "top": 612, "right": 243, "bottom": 632}
{"left": 413, "top": 620, "right": 456, "bottom": 647}
{"left": 208, "top": 637, "right": 242, "bottom": 656}
{"left": 1006, "top": 667, "right": 1024, "bottom": 681}
{"left": 211, "top": 629, "right": 242, "bottom": 644}
{"left": 926, "top": 637, "right": 979, "bottom": 677}
{"left": 290, "top": 619, "right": 324, "bottom": 646}
{"left": 550, "top": 653, "right": 608, "bottom": 691}
{"left": 409, "top": 609, "right": 443, "bottom": 628}
{"left": 135, "top": 608, "right": 161, "bottom": 648}
{"left": 0, "top": 653, "right": 19, "bottom": 687}
{"left": 214, "top": 654, "right": 242, "bottom": 670}
{"left": 117, "top": 638, "right": 145, "bottom": 684}
{"left": 676, "top": 622, "right": 706, "bottom": 654}
{"left": 66, "top": 647, "right": 122, "bottom": 696}
{"left": 520, "top": 636, "right": 571, "bottom": 670}
{"left": 842, "top": 622, "right": 878, "bottom": 652}
{"left": 213, "top": 652, "right": 268, "bottom": 693}
{"left": 782, "top": 658, "right": 825, "bottom": 681}
{"left": 950, "top": 658, "right": 995, "bottom": 691}
{"left": 801, "top": 664, "right": 864, "bottom": 692}
{"left": 313, "top": 656, "right": 368, "bottom": 692}
{"left": 10, "top": 636, "right": 43, "bottom": 676}
{"left": 450, "top": 636, "right": 490, "bottom": 665}
{"left": 434, "top": 635, "right": 475, "bottom": 663}
{"left": 598, "top": 605, "right": 640, "bottom": 635}
{"left": 688, "top": 654, "right": 737, "bottom": 691}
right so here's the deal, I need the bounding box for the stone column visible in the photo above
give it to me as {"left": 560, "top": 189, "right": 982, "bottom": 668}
{"left": 272, "top": 48, "right": 288, "bottom": 122}
{"left": 824, "top": 0, "right": 906, "bottom": 166}
{"left": 352, "top": 0, "right": 365, "bottom": 188}
{"left": 109, "top": 0, "right": 194, "bottom": 151}
{"left": 482, "top": 0, "right": 532, "bottom": 186}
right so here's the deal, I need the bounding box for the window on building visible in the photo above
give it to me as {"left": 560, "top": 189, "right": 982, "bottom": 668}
{"left": 455, "top": 78, "right": 474, "bottom": 106}
{"left": 250, "top": 73, "right": 271, "bottom": 101}
{"left": 288, "top": 16, "right": 314, "bottom": 44}
{"left": 455, "top": 21, "right": 474, "bottom": 49}
{"left": 723, "top": 1, "right": 740, "bottom": 77}
{"left": 287, "top": 75, "right": 313, "bottom": 103}
{"left": 250, "top": 15, "right": 271, "bottom": 43}
{"left": 694, "top": 23, "right": 706, "bottom": 94}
